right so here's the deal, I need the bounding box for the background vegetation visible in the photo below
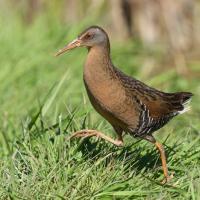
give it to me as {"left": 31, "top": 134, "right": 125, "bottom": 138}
{"left": 0, "top": 0, "right": 200, "bottom": 199}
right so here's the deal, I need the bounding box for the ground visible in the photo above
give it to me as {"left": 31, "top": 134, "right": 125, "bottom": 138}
{"left": 0, "top": 16, "right": 200, "bottom": 199}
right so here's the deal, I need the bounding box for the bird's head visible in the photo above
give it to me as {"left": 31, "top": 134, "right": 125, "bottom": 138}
{"left": 55, "top": 26, "right": 110, "bottom": 56}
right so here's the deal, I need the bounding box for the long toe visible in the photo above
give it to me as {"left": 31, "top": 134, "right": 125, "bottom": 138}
{"left": 70, "top": 130, "right": 96, "bottom": 139}
{"left": 70, "top": 130, "right": 88, "bottom": 138}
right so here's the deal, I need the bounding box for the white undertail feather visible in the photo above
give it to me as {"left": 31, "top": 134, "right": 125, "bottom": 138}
{"left": 178, "top": 98, "right": 192, "bottom": 114}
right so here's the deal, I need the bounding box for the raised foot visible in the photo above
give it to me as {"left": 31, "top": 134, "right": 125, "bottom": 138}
{"left": 70, "top": 129, "right": 124, "bottom": 147}
{"left": 70, "top": 130, "right": 96, "bottom": 139}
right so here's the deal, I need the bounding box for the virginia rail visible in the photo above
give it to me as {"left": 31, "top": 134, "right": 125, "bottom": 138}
{"left": 55, "top": 26, "right": 193, "bottom": 183}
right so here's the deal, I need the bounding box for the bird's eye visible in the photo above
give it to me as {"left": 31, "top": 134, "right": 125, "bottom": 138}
{"left": 84, "top": 33, "right": 93, "bottom": 40}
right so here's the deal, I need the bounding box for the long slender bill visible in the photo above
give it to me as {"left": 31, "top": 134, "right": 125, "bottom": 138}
{"left": 55, "top": 38, "right": 81, "bottom": 56}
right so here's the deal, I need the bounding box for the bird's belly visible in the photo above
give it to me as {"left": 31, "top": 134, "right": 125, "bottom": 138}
{"left": 84, "top": 78, "right": 139, "bottom": 130}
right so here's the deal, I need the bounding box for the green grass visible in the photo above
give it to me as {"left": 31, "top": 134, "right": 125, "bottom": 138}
{"left": 0, "top": 14, "right": 200, "bottom": 200}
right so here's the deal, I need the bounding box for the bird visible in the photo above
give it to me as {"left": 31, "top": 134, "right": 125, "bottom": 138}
{"left": 55, "top": 25, "right": 193, "bottom": 184}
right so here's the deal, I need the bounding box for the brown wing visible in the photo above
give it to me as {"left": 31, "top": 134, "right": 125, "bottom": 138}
{"left": 141, "top": 91, "right": 193, "bottom": 119}
{"left": 139, "top": 96, "right": 172, "bottom": 118}
{"left": 114, "top": 66, "right": 192, "bottom": 119}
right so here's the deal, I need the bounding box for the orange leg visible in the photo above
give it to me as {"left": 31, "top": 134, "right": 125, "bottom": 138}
{"left": 70, "top": 129, "right": 123, "bottom": 147}
{"left": 154, "top": 141, "right": 173, "bottom": 184}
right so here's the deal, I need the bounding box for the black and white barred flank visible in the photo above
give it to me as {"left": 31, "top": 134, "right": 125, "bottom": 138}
{"left": 134, "top": 98, "right": 191, "bottom": 137}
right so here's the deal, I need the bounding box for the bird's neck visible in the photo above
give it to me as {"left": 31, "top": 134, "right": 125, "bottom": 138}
{"left": 84, "top": 45, "right": 114, "bottom": 80}
{"left": 83, "top": 45, "right": 121, "bottom": 111}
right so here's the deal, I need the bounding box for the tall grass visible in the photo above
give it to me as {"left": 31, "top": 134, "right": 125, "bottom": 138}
{"left": 0, "top": 12, "right": 200, "bottom": 199}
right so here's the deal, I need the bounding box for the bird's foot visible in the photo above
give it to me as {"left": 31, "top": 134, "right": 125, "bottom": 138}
{"left": 70, "top": 129, "right": 124, "bottom": 147}
{"left": 161, "top": 173, "right": 174, "bottom": 185}
{"left": 70, "top": 129, "right": 96, "bottom": 139}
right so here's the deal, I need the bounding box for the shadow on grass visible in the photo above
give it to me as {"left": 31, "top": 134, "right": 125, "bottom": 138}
{"left": 72, "top": 136, "right": 177, "bottom": 179}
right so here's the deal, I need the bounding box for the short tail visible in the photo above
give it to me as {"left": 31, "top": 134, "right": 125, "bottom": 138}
{"left": 165, "top": 92, "right": 193, "bottom": 114}
{"left": 177, "top": 92, "right": 193, "bottom": 114}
